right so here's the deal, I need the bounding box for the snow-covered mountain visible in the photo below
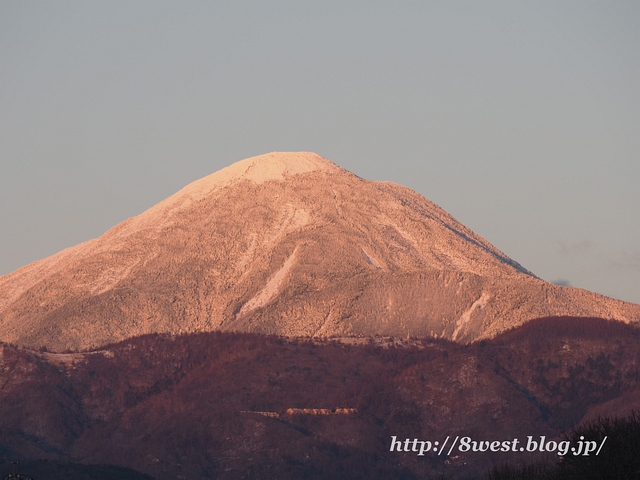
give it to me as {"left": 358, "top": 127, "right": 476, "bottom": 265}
{"left": 1, "top": 152, "right": 638, "bottom": 351}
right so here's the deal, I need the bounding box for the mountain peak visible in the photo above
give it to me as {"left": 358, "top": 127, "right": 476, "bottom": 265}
{"left": 203, "top": 150, "right": 340, "bottom": 186}
{"left": 157, "top": 152, "right": 343, "bottom": 209}
{"left": 234, "top": 151, "right": 341, "bottom": 179}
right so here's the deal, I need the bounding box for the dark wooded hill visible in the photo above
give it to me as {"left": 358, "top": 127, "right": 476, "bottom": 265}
{"left": 1, "top": 316, "right": 639, "bottom": 479}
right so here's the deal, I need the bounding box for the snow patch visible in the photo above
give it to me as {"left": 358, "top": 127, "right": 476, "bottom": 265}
{"left": 238, "top": 246, "right": 299, "bottom": 316}
{"left": 452, "top": 292, "right": 491, "bottom": 341}
{"left": 361, "top": 246, "right": 384, "bottom": 269}
{"left": 236, "top": 233, "right": 259, "bottom": 273}
{"left": 160, "top": 152, "right": 339, "bottom": 207}
{"left": 88, "top": 260, "right": 140, "bottom": 295}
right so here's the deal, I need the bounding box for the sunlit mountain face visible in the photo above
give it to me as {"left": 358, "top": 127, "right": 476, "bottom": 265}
{"left": 1, "top": 152, "right": 637, "bottom": 352}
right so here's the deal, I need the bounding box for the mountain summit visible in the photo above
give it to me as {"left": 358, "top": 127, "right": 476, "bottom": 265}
{"left": 1, "top": 152, "right": 638, "bottom": 351}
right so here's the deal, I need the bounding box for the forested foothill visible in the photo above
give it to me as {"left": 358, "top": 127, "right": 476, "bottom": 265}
{"left": 1, "top": 316, "right": 639, "bottom": 479}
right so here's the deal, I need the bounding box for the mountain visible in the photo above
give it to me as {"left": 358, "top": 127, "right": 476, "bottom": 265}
{"left": 1, "top": 319, "right": 640, "bottom": 479}
{"left": 1, "top": 152, "right": 638, "bottom": 351}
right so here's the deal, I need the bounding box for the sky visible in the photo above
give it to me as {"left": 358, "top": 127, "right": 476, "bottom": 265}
{"left": 1, "top": 1, "right": 639, "bottom": 304}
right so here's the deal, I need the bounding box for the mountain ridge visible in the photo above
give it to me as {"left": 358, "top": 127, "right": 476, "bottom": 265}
{"left": 2, "top": 318, "right": 640, "bottom": 479}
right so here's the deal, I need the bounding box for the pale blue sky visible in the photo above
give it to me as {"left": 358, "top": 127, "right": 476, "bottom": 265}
{"left": 1, "top": 1, "right": 639, "bottom": 303}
